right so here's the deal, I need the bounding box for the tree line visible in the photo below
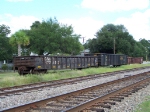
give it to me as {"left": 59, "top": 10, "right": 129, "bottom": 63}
{"left": 84, "top": 24, "right": 150, "bottom": 60}
{"left": 0, "top": 18, "right": 150, "bottom": 61}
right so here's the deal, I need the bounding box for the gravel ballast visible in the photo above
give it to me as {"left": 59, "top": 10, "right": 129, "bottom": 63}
{"left": 105, "top": 83, "right": 150, "bottom": 112}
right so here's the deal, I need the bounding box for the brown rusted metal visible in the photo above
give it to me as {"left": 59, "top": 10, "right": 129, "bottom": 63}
{"left": 127, "top": 57, "right": 143, "bottom": 64}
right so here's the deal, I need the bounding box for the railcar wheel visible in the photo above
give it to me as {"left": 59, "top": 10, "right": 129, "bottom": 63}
{"left": 18, "top": 70, "right": 21, "bottom": 75}
{"left": 18, "top": 66, "right": 28, "bottom": 75}
{"left": 44, "top": 69, "right": 47, "bottom": 73}
{"left": 20, "top": 70, "right": 24, "bottom": 75}
{"left": 18, "top": 69, "right": 24, "bottom": 75}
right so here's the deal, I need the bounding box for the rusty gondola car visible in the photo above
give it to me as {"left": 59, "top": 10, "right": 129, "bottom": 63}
{"left": 127, "top": 57, "right": 143, "bottom": 64}
{"left": 13, "top": 56, "right": 98, "bottom": 75}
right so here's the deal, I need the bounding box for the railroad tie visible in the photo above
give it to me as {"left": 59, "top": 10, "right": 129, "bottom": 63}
{"left": 109, "top": 97, "right": 122, "bottom": 102}
{"left": 119, "top": 93, "right": 129, "bottom": 97}
{"left": 47, "top": 103, "right": 72, "bottom": 108}
{"left": 89, "top": 108, "right": 104, "bottom": 112}
{"left": 110, "top": 96, "right": 124, "bottom": 99}
{"left": 33, "top": 108, "right": 62, "bottom": 112}
{"left": 103, "top": 101, "right": 115, "bottom": 105}
{"left": 93, "top": 103, "right": 111, "bottom": 109}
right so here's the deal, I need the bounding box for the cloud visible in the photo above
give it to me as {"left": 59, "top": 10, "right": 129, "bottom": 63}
{"left": 60, "top": 17, "right": 104, "bottom": 43}
{"left": 0, "top": 14, "right": 39, "bottom": 35}
{"left": 6, "top": 0, "right": 32, "bottom": 2}
{"left": 0, "top": 14, "right": 104, "bottom": 42}
{"left": 115, "top": 9, "right": 150, "bottom": 40}
{"left": 81, "top": 0, "right": 149, "bottom": 12}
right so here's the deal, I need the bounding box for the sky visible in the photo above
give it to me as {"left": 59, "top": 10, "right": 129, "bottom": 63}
{"left": 0, "top": 0, "right": 150, "bottom": 43}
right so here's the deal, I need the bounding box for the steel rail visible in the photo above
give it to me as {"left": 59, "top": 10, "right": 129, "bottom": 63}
{"left": 64, "top": 76, "right": 150, "bottom": 112}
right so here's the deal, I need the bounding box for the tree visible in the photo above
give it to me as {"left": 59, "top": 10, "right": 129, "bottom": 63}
{"left": 85, "top": 23, "right": 147, "bottom": 58}
{"left": 60, "top": 34, "right": 83, "bottom": 55}
{"left": 139, "top": 38, "right": 150, "bottom": 60}
{"left": 87, "top": 24, "right": 137, "bottom": 55}
{"left": 0, "top": 36, "right": 15, "bottom": 60}
{"left": 9, "top": 30, "right": 30, "bottom": 56}
{"left": 18, "top": 29, "right": 31, "bottom": 56}
{"left": 30, "top": 21, "right": 41, "bottom": 29}
{"left": 29, "top": 18, "right": 61, "bottom": 55}
{"left": 132, "top": 42, "right": 145, "bottom": 57}
{"left": 28, "top": 18, "right": 82, "bottom": 55}
{"left": 0, "top": 24, "right": 14, "bottom": 61}
{"left": 0, "top": 24, "right": 11, "bottom": 37}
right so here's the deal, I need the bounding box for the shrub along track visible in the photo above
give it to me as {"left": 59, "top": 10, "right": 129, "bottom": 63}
{"left": 0, "top": 67, "right": 149, "bottom": 97}
{"left": 2, "top": 71, "right": 150, "bottom": 112}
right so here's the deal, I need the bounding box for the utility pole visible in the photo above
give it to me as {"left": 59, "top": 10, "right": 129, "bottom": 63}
{"left": 146, "top": 50, "right": 147, "bottom": 62}
{"left": 82, "top": 37, "right": 85, "bottom": 44}
{"left": 81, "top": 37, "right": 85, "bottom": 55}
{"left": 114, "top": 37, "right": 115, "bottom": 54}
{"left": 107, "top": 28, "right": 116, "bottom": 54}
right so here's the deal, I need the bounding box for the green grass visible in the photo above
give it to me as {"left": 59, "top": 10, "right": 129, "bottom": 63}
{"left": 135, "top": 96, "right": 150, "bottom": 112}
{"left": 0, "top": 63, "right": 150, "bottom": 88}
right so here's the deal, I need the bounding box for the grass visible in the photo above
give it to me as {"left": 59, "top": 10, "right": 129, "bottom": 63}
{"left": 0, "top": 63, "right": 150, "bottom": 88}
{"left": 135, "top": 96, "right": 150, "bottom": 112}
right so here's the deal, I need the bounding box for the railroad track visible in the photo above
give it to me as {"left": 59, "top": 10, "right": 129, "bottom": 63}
{"left": 0, "top": 67, "right": 149, "bottom": 97}
{"left": 2, "top": 71, "right": 150, "bottom": 112}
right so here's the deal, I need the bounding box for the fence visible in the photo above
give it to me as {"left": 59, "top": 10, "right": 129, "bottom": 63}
{"left": 0, "top": 61, "right": 13, "bottom": 70}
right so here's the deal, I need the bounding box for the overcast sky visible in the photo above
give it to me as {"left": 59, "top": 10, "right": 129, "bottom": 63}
{"left": 0, "top": 0, "right": 150, "bottom": 43}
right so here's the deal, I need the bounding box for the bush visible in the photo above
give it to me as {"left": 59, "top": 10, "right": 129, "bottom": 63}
{"left": 2, "top": 64, "right": 8, "bottom": 71}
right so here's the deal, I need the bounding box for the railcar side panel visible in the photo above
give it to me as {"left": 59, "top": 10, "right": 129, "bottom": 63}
{"left": 127, "top": 57, "right": 143, "bottom": 64}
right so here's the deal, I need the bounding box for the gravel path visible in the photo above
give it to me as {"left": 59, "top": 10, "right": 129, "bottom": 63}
{"left": 0, "top": 68, "right": 150, "bottom": 111}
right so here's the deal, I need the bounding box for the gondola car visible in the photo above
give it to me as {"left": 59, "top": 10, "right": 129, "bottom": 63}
{"left": 84, "top": 53, "right": 127, "bottom": 66}
{"left": 127, "top": 57, "right": 143, "bottom": 64}
{"left": 13, "top": 55, "right": 98, "bottom": 75}
{"left": 13, "top": 53, "right": 128, "bottom": 75}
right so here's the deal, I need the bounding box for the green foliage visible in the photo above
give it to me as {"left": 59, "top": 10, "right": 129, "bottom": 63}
{"left": 9, "top": 30, "right": 30, "bottom": 56}
{"left": 0, "top": 36, "right": 14, "bottom": 60}
{"left": 1, "top": 64, "right": 8, "bottom": 71}
{"left": 86, "top": 24, "right": 148, "bottom": 58}
{"left": 10, "top": 30, "right": 30, "bottom": 46}
{"left": 1, "top": 20, "right": 150, "bottom": 59}
{"left": 0, "top": 24, "right": 11, "bottom": 37}
{"left": 0, "top": 24, "right": 14, "bottom": 61}
{"left": 132, "top": 42, "right": 145, "bottom": 57}
{"left": 28, "top": 18, "right": 82, "bottom": 55}
{"left": 139, "top": 39, "right": 150, "bottom": 60}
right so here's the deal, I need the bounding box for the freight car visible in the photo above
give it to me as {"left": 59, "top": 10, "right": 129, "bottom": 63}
{"left": 127, "top": 57, "right": 143, "bottom": 64}
{"left": 13, "top": 53, "right": 128, "bottom": 75}
{"left": 84, "top": 53, "right": 127, "bottom": 66}
{"left": 13, "top": 55, "right": 98, "bottom": 75}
